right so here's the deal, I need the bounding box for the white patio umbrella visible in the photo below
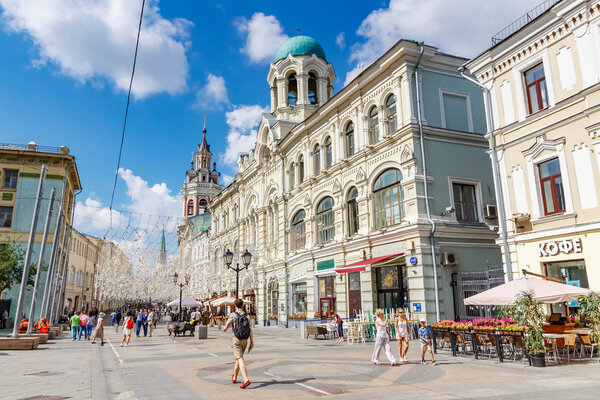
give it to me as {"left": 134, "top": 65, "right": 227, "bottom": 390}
{"left": 167, "top": 297, "right": 202, "bottom": 307}
{"left": 463, "top": 277, "right": 591, "bottom": 306}
{"left": 210, "top": 296, "right": 252, "bottom": 307}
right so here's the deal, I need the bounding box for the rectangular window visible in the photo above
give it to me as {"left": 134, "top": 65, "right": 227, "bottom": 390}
{"left": 545, "top": 260, "right": 588, "bottom": 315}
{"left": 346, "top": 133, "right": 354, "bottom": 157}
{"left": 442, "top": 93, "right": 469, "bottom": 132}
{"left": 453, "top": 183, "right": 478, "bottom": 222}
{"left": 317, "top": 211, "right": 334, "bottom": 243}
{"left": 538, "top": 158, "right": 565, "bottom": 215}
{"left": 0, "top": 207, "right": 13, "bottom": 227}
{"left": 348, "top": 200, "right": 359, "bottom": 236}
{"left": 3, "top": 170, "right": 18, "bottom": 189}
{"left": 524, "top": 64, "right": 548, "bottom": 114}
{"left": 292, "top": 283, "right": 307, "bottom": 313}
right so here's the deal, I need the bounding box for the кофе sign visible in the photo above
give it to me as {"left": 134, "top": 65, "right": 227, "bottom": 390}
{"left": 538, "top": 238, "right": 582, "bottom": 257}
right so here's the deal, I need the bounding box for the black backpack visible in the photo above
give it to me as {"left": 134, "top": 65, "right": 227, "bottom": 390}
{"left": 233, "top": 311, "right": 251, "bottom": 340}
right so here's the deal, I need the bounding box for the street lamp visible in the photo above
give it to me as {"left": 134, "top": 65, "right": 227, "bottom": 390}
{"left": 173, "top": 272, "right": 190, "bottom": 322}
{"left": 224, "top": 249, "right": 252, "bottom": 299}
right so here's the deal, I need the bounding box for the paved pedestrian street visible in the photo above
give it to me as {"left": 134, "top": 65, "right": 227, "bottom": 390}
{"left": 1, "top": 323, "right": 599, "bottom": 400}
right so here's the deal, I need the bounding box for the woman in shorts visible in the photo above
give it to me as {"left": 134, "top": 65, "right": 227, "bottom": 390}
{"left": 394, "top": 309, "right": 410, "bottom": 362}
{"left": 121, "top": 312, "right": 134, "bottom": 347}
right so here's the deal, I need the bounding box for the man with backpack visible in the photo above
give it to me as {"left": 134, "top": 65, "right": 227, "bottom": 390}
{"left": 223, "top": 298, "right": 254, "bottom": 389}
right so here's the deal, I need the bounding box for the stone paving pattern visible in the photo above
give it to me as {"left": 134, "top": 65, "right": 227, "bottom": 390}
{"left": 1, "top": 322, "right": 599, "bottom": 399}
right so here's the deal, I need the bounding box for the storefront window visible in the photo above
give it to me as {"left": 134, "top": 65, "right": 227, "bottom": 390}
{"left": 267, "top": 280, "right": 279, "bottom": 318}
{"left": 545, "top": 260, "right": 588, "bottom": 315}
{"left": 318, "top": 276, "right": 336, "bottom": 315}
{"left": 375, "top": 265, "right": 406, "bottom": 310}
{"left": 292, "top": 283, "right": 307, "bottom": 313}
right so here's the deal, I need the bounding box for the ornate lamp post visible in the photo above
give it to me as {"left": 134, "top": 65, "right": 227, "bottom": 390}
{"left": 173, "top": 272, "right": 190, "bottom": 322}
{"left": 224, "top": 249, "right": 252, "bottom": 299}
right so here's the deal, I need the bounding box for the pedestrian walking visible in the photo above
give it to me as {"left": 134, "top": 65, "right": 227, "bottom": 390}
{"left": 111, "top": 311, "right": 116, "bottom": 326}
{"left": 223, "top": 298, "right": 254, "bottom": 389}
{"left": 135, "top": 309, "right": 144, "bottom": 337}
{"left": 1, "top": 309, "right": 7, "bottom": 329}
{"left": 87, "top": 312, "right": 96, "bottom": 340}
{"left": 332, "top": 310, "right": 344, "bottom": 342}
{"left": 70, "top": 311, "right": 80, "bottom": 341}
{"left": 142, "top": 310, "right": 149, "bottom": 337}
{"left": 79, "top": 311, "right": 89, "bottom": 340}
{"left": 418, "top": 319, "right": 437, "bottom": 365}
{"left": 91, "top": 312, "right": 105, "bottom": 345}
{"left": 147, "top": 308, "right": 155, "bottom": 337}
{"left": 395, "top": 309, "right": 410, "bottom": 362}
{"left": 121, "top": 312, "right": 134, "bottom": 347}
{"left": 371, "top": 309, "right": 397, "bottom": 366}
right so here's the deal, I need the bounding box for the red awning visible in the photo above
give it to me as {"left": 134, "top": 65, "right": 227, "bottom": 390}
{"left": 334, "top": 253, "right": 404, "bottom": 273}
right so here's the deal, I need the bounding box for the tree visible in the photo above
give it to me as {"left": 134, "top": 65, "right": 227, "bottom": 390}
{"left": 0, "top": 242, "right": 37, "bottom": 296}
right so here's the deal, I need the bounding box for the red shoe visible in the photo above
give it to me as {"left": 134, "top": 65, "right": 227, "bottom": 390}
{"left": 232, "top": 375, "right": 237, "bottom": 384}
{"left": 240, "top": 380, "right": 251, "bottom": 389}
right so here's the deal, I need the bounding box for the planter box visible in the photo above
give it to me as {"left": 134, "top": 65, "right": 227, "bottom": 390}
{"left": 194, "top": 325, "right": 207, "bottom": 340}
{"left": 264, "top": 319, "right": 278, "bottom": 327}
{"left": 7, "top": 333, "right": 48, "bottom": 344}
{"left": 496, "top": 330, "right": 524, "bottom": 337}
{"left": 432, "top": 327, "right": 451, "bottom": 332}
{"left": 0, "top": 337, "right": 40, "bottom": 350}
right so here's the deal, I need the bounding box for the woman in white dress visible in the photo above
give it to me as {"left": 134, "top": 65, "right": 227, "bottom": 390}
{"left": 121, "top": 312, "right": 134, "bottom": 347}
{"left": 395, "top": 309, "right": 410, "bottom": 362}
{"left": 371, "top": 309, "right": 397, "bottom": 365}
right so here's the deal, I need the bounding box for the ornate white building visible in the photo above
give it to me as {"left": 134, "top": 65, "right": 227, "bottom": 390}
{"left": 208, "top": 36, "right": 503, "bottom": 324}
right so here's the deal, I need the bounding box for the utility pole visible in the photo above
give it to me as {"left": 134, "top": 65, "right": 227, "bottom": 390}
{"left": 12, "top": 165, "right": 46, "bottom": 338}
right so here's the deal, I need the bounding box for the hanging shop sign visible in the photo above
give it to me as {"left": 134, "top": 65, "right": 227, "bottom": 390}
{"left": 538, "top": 238, "right": 582, "bottom": 257}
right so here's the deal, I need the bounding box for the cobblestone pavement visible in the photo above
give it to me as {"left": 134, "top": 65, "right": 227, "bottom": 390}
{"left": 1, "top": 322, "right": 599, "bottom": 399}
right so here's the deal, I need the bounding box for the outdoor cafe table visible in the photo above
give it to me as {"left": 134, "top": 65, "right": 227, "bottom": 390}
{"left": 543, "top": 333, "right": 570, "bottom": 363}
{"left": 564, "top": 328, "right": 591, "bottom": 335}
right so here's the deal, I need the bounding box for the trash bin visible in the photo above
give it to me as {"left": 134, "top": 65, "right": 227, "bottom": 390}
{"left": 195, "top": 325, "right": 207, "bottom": 339}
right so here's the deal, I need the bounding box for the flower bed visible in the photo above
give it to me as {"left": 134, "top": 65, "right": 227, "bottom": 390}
{"left": 313, "top": 311, "right": 335, "bottom": 319}
{"left": 288, "top": 313, "right": 307, "bottom": 320}
{"left": 268, "top": 315, "right": 278, "bottom": 320}
{"left": 432, "top": 317, "right": 525, "bottom": 333}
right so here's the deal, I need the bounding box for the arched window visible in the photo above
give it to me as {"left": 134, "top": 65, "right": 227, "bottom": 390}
{"left": 187, "top": 199, "right": 194, "bottom": 216}
{"left": 373, "top": 168, "right": 404, "bottom": 228}
{"left": 316, "top": 197, "right": 334, "bottom": 243}
{"left": 324, "top": 136, "right": 332, "bottom": 169}
{"left": 289, "top": 162, "right": 295, "bottom": 190}
{"left": 314, "top": 144, "right": 321, "bottom": 175}
{"left": 386, "top": 94, "right": 397, "bottom": 134}
{"left": 288, "top": 73, "right": 297, "bottom": 106}
{"left": 290, "top": 210, "right": 306, "bottom": 251}
{"left": 199, "top": 198, "right": 208, "bottom": 213}
{"left": 347, "top": 187, "right": 359, "bottom": 236}
{"left": 368, "top": 106, "right": 379, "bottom": 144}
{"left": 298, "top": 155, "right": 305, "bottom": 183}
{"left": 345, "top": 122, "right": 355, "bottom": 157}
{"left": 308, "top": 72, "right": 318, "bottom": 104}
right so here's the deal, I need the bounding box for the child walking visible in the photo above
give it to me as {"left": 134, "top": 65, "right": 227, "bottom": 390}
{"left": 418, "top": 318, "right": 437, "bottom": 365}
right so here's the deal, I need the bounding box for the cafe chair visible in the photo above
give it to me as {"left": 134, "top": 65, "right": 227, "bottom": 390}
{"left": 578, "top": 334, "right": 599, "bottom": 359}
{"left": 561, "top": 334, "right": 578, "bottom": 363}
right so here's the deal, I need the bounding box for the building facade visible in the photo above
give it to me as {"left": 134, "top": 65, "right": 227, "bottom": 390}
{"left": 208, "top": 36, "right": 502, "bottom": 324}
{"left": 63, "top": 229, "right": 98, "bottom": 312}
{"left": 465, "top": 0, "right": 600, "bottom": 313}
{"left": 0, "top": 141, "right": 81, "bottom": 323}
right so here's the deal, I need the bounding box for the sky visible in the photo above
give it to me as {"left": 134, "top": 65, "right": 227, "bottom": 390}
{"left": 0, "top": 0, "right": 543, "bottom": 254}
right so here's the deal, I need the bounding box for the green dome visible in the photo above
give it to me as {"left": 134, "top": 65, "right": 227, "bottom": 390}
{"left": 275, "top": 36, "right": 326, "bottom": 62}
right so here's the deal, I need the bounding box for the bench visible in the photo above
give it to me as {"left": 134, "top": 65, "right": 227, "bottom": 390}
{"left": 306, "top": 325, "right": 328, "bottom": 340}
{"left": 168, "top": 323, "right": 194, "bottom": 337}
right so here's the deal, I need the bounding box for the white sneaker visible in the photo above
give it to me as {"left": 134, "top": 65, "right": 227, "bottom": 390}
{"left": 120, "top": 343, "right": 123, "bottom": 347}
{"left": 403, "top": 356, "right": 408, "bottom": 362}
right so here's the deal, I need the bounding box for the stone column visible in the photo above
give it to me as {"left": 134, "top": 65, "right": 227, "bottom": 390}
{"left": 297, "top": 74, "right": 308, "bottom": 105}
{"left": 400, "top": 72, "right": 415, "bottom": 125}
{"left": 277, "top": 78, "right": 287, "bottom": 107}
{"left": 317, "top": 77, "right": 327, "bottom": 105}
{"left": 270, "top": 86, "right": 277, "bottom": 112}
{"left": 378, "top": 105, "right": 386, "bottom": 139}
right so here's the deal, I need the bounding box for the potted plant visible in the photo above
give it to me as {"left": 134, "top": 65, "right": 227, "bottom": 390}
{"left": 512, "top": 291, "right": 546, "bottom": 367}
{"left": 577, "top": 292, "right": 600, "bottom": 348}
{"left": 201, "top": 310, "right": 210, "bottom": 325}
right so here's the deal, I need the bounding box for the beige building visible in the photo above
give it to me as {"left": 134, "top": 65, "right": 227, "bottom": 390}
{"left": 466, "top": 0, "right": 600, "bottom": 312}
{"left": 63, "top": 229, "right": 98, "bottom": 312}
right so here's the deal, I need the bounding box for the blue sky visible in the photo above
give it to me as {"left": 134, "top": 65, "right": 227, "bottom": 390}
{"left": 0, "top": 0, "right": 541, "bottom": 247}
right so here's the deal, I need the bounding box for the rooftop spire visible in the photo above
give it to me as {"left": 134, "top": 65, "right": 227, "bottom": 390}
{"left": 159, "top": 229, "right": 166, "bottom": 251}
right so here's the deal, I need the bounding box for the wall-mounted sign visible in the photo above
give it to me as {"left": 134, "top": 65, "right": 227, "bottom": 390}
{"left": 539, "top": 238, "right": 582, "bottom": 257}
{"left": 409, "top": 256, "right": 418, "bottom": 266}
{"left": 317, "top": 259, "right": 335, "bottom": 271}
{"left": 412, "top": 303, "right": 422, "bottom": 312}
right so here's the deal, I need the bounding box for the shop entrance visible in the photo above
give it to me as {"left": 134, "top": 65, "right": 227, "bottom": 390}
{"left": 318, "top": 275, "right": 336, "bottom": 316}
{"left": 545, "top": 260, "right": 589, "bottom": 315}
{"left": 375, "top": 265, "right": 408, "bottom": 310}
{"left": 348, "top": 272, "right": 361, "bottom": 317}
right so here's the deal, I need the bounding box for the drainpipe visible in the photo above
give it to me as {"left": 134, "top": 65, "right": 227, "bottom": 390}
{"left": 276, "top": 141, "right": 289, "bottom": 327}
{"left": 459, "top": 67, "right": 513, "bottom": 281}
{"left": 413, "top": 41, "right": 441, "bottom": 322}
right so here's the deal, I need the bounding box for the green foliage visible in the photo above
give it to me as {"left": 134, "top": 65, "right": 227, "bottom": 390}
{"left": 578, "top": 292, "right": 600, "bottom": 345}
{"left": 201, "top": 310, "right": 209, "bottom": 325}
{"left": 496, "top": 305, "right": 515, "bottom": 319}
{"left": 0, "top": 242, "right": 30, "bottom": 295}
{"left": 512, "top": 291, "right": 546, "bottom": 353}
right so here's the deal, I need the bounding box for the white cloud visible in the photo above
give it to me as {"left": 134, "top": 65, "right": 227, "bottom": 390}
{"left": 344, "top": 0, "right": 542, "bottom": 85}
{"left": 236, "top": 12, "right": 288, "bottom": 63}
{"left": 222, "top": 104, "right": 269, "bottom": 166}
{"left": 74, "top": 197, "right": 127, "bottom": 232}
{"left": 0, "top": 0, "right": 191, "bottom": 98}
{"left": 221, "top": 174, "right": 235, "bottom": 186}
{"left": 335, "top": 32, "right": 345, "bottom": 50}
{"left": 193, "top": 73, "right": 229, "bottom": 110}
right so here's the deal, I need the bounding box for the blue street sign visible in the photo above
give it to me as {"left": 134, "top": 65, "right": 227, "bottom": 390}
{"left": 409, "top": 256, "right": 418, "bottom": 266}
{"left": 413, "top": 303, "right": 422, "bottom": 312}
